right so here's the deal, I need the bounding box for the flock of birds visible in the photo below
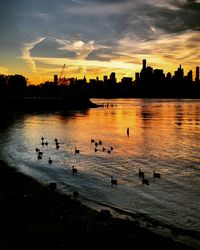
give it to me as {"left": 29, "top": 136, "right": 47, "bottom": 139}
{"left": 35, "top": 136, "right": 161, "bottom": 187}
{"left": 35, "top": 137, "right": 60, "bottom": 164}
{"left": 138, "top": 168, "right": 161, "bottom": 186}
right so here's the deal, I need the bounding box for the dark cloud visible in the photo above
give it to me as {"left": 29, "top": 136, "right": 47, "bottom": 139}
{"left": 156, "top": 2, "right": 200, "bottom": 32}
{"left": 86, "top": 0, "right": 125, "bottom": 2}
{"left": 187, "top": 0, "right": 197, "bottom": 3}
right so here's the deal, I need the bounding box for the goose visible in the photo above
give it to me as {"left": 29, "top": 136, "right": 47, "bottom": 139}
{"left": 138, "top": 168, "right": 144, "bottom": 178}
{"left": 142, "top": 176, "right": 149, "bottom": 185}
{"left": 72, "top": 166, "right": 77, "bottom": 174}
{"left": 153, "top": 170, "right": 161, "bottom": 178}
{"left": 75, "top": 147, "right": 80, "bottom": 154}
{"left": 38, "top": 155, "right": 42, "bottom": 160}
{"left": 111, "top": 177, "right": 118, "bottom": 185}
{"left": 127, "top": 127, "right": 130, "bottom": 136}
{"left": 35, "top": 147, "right": 40, "bottom": 152}
{"left": 48, "top": 158, "right": 52, "bottom": 164}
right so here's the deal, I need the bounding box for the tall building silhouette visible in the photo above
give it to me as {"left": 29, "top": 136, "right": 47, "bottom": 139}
{"left": 103, "top": 75, "right": 108, "bottom": 82}
{"left": 142, "top": 59, "right": 146, "bottom": 69}
{"left": 174, "top": 65, "right": 184, "bottom": 81}
{"left": 110, "top": 72, "right": 116, "bottom": 84}
{"left": 54, "top": 75, "right": 58, "bottom": 84}
{"left": 195, "top": 66, "right": 199, "bottom": 82}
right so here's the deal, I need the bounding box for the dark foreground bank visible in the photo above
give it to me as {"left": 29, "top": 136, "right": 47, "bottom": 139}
{"left": 0, "top": 159, "right": 197, "bottom": 250}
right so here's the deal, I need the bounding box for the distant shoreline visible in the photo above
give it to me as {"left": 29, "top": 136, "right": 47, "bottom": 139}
{"left": 1, "top": 96, "right": 200, "bottom": 112}
{"left": 0, "top": 97, "right": 98, "bottom": 112}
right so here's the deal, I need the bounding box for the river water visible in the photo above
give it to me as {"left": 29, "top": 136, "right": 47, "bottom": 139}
{"left": 0, "top": 99, "right": 200, "bottom": 248}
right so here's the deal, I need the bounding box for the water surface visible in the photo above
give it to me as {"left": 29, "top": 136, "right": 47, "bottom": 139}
{"left": 1, "top": 99, "right": 200, "bottom": 248}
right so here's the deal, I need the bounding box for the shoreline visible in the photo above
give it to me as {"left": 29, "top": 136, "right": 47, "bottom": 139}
{"left": 0, "top": 158, "right": 197, "bottom": 250}
{"left": 0, "top": 97, "right": 98, "bottom": 112}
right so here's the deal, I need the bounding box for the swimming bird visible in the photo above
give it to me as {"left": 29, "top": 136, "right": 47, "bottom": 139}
{"left": 45, "top": 141, "right": 48, "bottom": 146}
{"left": 108, "top": 149, "right": 111, "bottom": 154}
{"left": 102, "top": 147, "right": 106, "bottom": 152}
{"left": 38, "top": 155, "right": 42, "bottom": 160}
{"left": 41, "top": 136, "right": 44, "bottom": 141}
{"left": 72, "top": 166, "right": 77, "bottom": 174}
{"left": 110, "top": 146, "right": 113, "bottom": 151}
{"left": 48, "top": 158, "right": 52, "bottom": 164}
{"left": 138, "top": 168, "right": 144, "bottom": 178}
{"left": 127, "top": 127, "right": 130, "bottom": 136}
{"left": 99, "top": 140, "right": 102, "bottom": 145}
{"left": 142, "top": 176, "right": 149, "bottom": 185}
{"left": 153, "top": 170, "right": 161, "bottom": 178}
{"left": 75, "top": 147, "right": 80, "bottom": 154}
{"left": 38, "top": 151, "right": 43, "bottom": 156}
{"left": 95, "top": 148, "right": 98, "bottom": 152}
{"left": 111, "top": 176, "right": 118, "bottom": 185}
{"left": 91, "top": 139, "right": 95, "bottom": 143}
{"left": 95, "top": 142, "right": 98, "bottom": 147}
{"left": 35, "top": 147, "right": 40, "bottom": 152}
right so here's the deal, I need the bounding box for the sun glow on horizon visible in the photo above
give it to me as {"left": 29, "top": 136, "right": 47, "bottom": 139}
{"left": 24, "top": 56, "right": 198, "bottom": 85}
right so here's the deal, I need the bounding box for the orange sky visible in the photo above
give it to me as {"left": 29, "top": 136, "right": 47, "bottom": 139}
{"left": 0, "top": 0, "right": 199, "bottom": 84}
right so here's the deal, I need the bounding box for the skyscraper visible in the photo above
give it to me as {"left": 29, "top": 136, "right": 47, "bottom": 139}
{"left": 142, "top": 59, "right": 146, "bottom": 69}
{"left": 195, "top": 66, "right": 199, "bottom": 82}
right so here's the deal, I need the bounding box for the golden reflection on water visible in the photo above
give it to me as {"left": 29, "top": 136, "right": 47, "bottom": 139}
{"left": 5, "top": 99, "right": 200, "bottom": 248}
{"left": 23, "top": 99, "right": 200, "bottom": 170}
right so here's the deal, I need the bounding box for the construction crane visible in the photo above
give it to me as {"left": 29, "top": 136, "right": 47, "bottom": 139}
{"left": 58, "top": 64, "right": 65, "bottom": 84}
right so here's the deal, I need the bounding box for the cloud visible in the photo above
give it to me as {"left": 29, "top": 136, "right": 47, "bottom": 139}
{"left": 32, "top": 56, "right": 134, "bottom": 69}
{"left": 22, "top": 37, "right": 46, "bottom": 73}
{"left": 113, "top": 29, "right": 200, "bottom": 72}
{"left": 55, "top": 38, "right": 110, "bottom": 60}
{"left": 55, "top": 39, "right": 94, "bottom": 59}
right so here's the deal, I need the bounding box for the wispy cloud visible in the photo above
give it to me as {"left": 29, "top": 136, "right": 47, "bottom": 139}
{"left": 56, "top": 39, "right": 95, "bottom": 59}
{"left": 113, "top": 30, "right": 200, "bottom": 72}
{"left": 32, "top": 56, "right": 134, "bottom": 69}
{"left": 22, "top": 37, "right": 46, "bottom": 73}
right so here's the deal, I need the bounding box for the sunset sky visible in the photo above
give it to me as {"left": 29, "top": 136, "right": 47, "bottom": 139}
{"left": 0, "top": 0, "right": 199, "bottom": 84}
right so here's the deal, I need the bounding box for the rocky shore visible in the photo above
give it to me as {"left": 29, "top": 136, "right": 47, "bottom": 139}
{"left": 0, "top": 159, "right": 197, "bottom": 250}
